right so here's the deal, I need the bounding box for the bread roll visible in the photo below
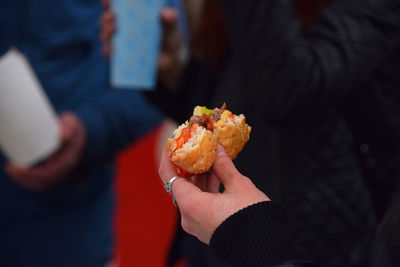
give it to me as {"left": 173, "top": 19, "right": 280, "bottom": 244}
{"left": 167, "top": 123, "right": 217, "bottom": 175}
{"left": 213, "top": 110, "right": 251, "bottom": 159}
{"left": 167, "top": 104, "right": 251, "bottom": 176}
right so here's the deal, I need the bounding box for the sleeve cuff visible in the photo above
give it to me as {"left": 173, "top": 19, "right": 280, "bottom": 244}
{"left": 210, "top": 201, "right": 289, "bottom": 267}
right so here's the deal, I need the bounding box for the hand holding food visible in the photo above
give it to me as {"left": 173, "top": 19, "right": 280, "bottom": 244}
{"left": 159, "top": 144, "right": 269, "bottom": 244}
{"left": 167, "top": 104, "right": 251, "bottom": 177}
{"left": 5, "top": 113, "right": 87, "bottom": 191}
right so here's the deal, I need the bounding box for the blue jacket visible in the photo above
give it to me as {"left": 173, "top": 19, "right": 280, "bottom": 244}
{"left": 0, "top": 0, "right": 164, "bottom": 266}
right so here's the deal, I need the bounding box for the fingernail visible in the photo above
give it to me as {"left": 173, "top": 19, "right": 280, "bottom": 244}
{"left": 217, "top": 145, "right": 227, "bottom": 157}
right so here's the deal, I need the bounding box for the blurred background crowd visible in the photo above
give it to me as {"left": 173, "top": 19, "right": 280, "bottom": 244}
{"left": 0, "top": 0, "right": 399, "bottom": 266}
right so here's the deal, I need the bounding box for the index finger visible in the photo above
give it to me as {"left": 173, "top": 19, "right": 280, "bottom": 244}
{"left": 158, "top": 145, "right": 178, "bottom": 183}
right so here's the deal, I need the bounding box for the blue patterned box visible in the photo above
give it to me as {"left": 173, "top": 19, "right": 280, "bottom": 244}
{"left": 111, "top": 0, "right": 166, "bottom": 89}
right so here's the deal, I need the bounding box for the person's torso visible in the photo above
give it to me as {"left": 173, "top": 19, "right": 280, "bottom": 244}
{"left": 0, "top": 0, "right": 108, "bottom": 111}
{"left": 0, "top": 1, "right": 114, "bottom": 265}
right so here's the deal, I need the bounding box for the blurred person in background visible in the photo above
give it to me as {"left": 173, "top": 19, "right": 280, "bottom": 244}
{"left": 0, "top": 0, "right": 165, "bottom": 266}
{"left": 102, "top": 0, "right": 400, "bottom": 266}
{"left": 219, "top": 0, "right": 400, "bottom": 265}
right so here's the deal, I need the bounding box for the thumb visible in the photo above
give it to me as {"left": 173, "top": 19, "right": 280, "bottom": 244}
{"left": 59, "top": 113, "right": 77, "bottom": 142}
{"left": 212, "top": 145, "right": 242, "bottom": 190}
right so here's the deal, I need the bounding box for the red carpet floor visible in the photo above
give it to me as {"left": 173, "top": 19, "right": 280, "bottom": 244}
{"left": 114, "top": 126, "right": 178, "bottom": 267}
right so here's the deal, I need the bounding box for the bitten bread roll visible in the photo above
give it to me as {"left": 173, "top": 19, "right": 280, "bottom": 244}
{"left": 167, "top": 104, "right": 251, "bottom": 176}
{"left": 213, "top": 110, "right": 251, "bottom": 160}
{"left": 167, "top": 122, "right": 218, "bottom": 176}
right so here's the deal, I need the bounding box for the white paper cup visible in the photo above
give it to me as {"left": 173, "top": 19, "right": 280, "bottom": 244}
{"left": 0, "top": 48, "right": 60, "bottom": 167}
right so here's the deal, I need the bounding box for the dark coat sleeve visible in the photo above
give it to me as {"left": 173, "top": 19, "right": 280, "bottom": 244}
{"left": 220, "top": 0, "right": 400, "bottom": 123}
{"left": 210, "top": 201, "right": 289, "bottom": 267}
{"left": 75, "top": 90, "right": 164, "bottom": 167}
{"left": 210, "top": 201, "right": 319, "bottom": 267}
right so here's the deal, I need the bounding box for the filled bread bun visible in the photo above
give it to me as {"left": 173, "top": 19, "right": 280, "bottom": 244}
{"left": 167, "top": 104, "right": 251, "bottom": 176}
{"left": 167, "top": 122, "right": 217, "bottom": 176}
{"left": 213, "top": 110, "right": 251, "bottom": 160}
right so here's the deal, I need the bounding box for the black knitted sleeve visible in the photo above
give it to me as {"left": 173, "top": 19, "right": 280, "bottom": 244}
{"left": 209, "top": 201, "right": 290, "bottom": 267}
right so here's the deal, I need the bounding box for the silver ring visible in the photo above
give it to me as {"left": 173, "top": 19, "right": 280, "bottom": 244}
{"left": 172, "top": 196, "right": 178, "bottom": 207}
{"left": 164, "top": 176, "right": 179, "bottom": 194}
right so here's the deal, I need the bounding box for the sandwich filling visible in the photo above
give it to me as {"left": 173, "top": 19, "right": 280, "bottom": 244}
{"left": 189, "top": 103, "right": 232, "bottom": 131}
{"left": 172, "top": 103, "right": 240, "bottom": 153}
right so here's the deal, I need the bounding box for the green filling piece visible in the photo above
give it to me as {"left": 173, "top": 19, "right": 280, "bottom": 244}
{"left": 193, "top": 106, "right": 214, "bottom": 117}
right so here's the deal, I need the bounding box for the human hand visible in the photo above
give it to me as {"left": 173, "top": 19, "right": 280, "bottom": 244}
{"left": 157, "top": 8, "right": 185, "bottom": 86}
{"left": 159, "top": 145, "right": 270, "bottom": 244}
{"left": 5, "top": 113, "right": 87, "bottom": 191}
